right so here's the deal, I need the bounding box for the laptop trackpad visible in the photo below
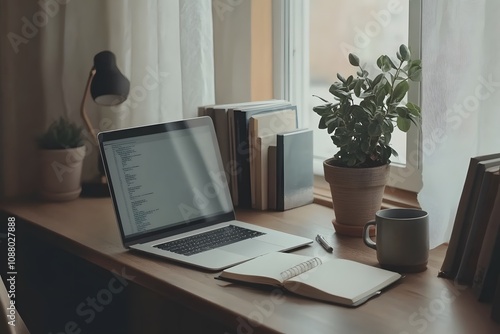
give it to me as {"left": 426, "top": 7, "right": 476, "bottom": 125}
{"left": 222, "top": 239, "right": 282, "bottom": 257}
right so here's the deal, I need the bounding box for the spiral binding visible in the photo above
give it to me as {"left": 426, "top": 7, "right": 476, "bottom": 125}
{"left": 280, "top": 257, "right": 323, "bottom": 281}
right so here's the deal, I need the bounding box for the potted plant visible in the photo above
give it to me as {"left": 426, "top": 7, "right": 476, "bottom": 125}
{"left": 313, "top": 44, "right": 421, "bottom": 236}
{"left": 37, "top": 116, "right": 86, "bottom": 201}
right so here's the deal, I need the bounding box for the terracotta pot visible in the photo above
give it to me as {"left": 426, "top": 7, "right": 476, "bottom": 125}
{"left": 39, "top": 146, "right": 86, "bottom": 201}
{"left": 323, "top": 158, "right": 390, "bottom": 237}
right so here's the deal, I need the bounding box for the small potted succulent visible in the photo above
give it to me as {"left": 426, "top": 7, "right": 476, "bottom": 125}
{"left": 313, "top": 44, "right": 421, "bottom": 236}
{"left": 37, "top": 116, "right": 86, "bottom": 201}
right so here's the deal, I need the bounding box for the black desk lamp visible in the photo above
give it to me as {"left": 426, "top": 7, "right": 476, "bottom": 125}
{"left": 80, "top": 50, "right": 130, "bottom": 196}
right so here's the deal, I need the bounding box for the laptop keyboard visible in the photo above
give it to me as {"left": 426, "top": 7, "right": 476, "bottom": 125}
{"left": 154, "top": 225, "right": 266, "bottom": 256}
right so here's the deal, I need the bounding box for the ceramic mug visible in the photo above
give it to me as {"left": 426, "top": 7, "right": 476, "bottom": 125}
{"left": 363, "top": 208, "right": 429, "bottom": 273}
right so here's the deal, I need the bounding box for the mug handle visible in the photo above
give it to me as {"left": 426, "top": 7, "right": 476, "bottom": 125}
{"left": 363, "top": 221, "right": 377, "bottom": 250}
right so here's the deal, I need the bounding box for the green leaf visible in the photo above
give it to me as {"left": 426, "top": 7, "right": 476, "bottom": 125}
{"left": 312, "top": 94, "right": 330, "bottom": 103}
{"left": 407, "top": 102, "right": 421, "bottom": 117}
{"left": 411, "top": 59, "right": 422, "bottom": 67}
{"left": 350, "top": 105, "right": 370, "bottom": 119}
{"left": 355, "top": 151, "right": 367, "bottom": 164}
{"left": 361, "top": 141, "right": 370, "bottom": 153}
{"left": 391, "top": 80, "right": 409, "bottom": 104}
{"left": 339, "top": 134, "right": 351, "bottom": 147}
{"left": 408, "top": 66, "right": 422, "bottom": 81}
{"left": 377, "top": 55, "right": 391, "bottom": 72}
{"left": 376, "top": 55, "right": 393, "bottom": 72}
{"left": 396, "top": 107, "right": 409, "bottom": 118}
{"left": 399, "top": 44, "right": 410, "bottom": 61}
{"left": 337, "top": 73, "right": 346, "bottom": 83}
{"left": 382, "top": 119, "right": 394, "bottom": 133}
{"left": 331, "top": 135, "right": 342, "bottom": 146}
{"left": 330, "top": 90, "right": 349, "bottom": 100}
{"left": 396, "top": 51, "right": 403, "bottom": 62}
{"left": 318, "top": 118, "right": 327, "bottom": 129}
{"left": 348, "top": 53, "right": 360, "bottom": 66}
{"left": 354, "top": 79, "right": 363, "bottom": 97}
{"left": 368, "top": 122, "right": 382, "bottom": 137}
{"left": 381, "top": 145, "right": 393, "bottom": 163}
{"left": 326, "top": 117, "right": 341, "bottom": 133}
{"left": 375, "top": 88, "right": 386, "bottom": 106}
{"left": 397, "top": 116, "right": 411, "bottom": 132}
{"left": 347, "top": 156, "right": 357, "bottom": 167}
{"left": 385, "top": 56, "right": 397, "bottom": 70}
{"left": 371, "top": 73, "right": 385, "bottom": 87}
{"left": 360, "top": 99, "right": 376, "bottom": 114}
{"left": 334, "top": 127, "right": 348, "bottom": 137}
{"left": 408, "top": 114, "right": 420, "bottom": 127}
{"left": 313, "top": 104, "right": 331, "bottom": 116}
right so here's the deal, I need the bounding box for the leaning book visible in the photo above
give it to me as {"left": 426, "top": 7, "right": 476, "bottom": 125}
{"left": 217, "top": 252, "right": 401, "bottom": 307}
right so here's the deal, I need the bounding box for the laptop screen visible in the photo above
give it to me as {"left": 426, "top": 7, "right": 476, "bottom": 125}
{"left": 99, "top": 118, "right": 234, "bottom": 242}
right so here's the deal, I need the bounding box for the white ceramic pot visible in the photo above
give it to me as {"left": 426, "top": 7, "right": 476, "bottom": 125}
{"left": 39, "top": 146, "right": 86, "bottom": 201}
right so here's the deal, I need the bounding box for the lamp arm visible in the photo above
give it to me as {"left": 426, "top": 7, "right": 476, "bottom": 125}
{"left": 80, "top": 68, "right": 98, "bottom": 146}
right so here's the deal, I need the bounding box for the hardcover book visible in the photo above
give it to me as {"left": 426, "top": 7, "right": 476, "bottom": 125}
{"left": 267, "top": 145, "right": 277, "bottom": 210}
{"left": 472, "top": 176, "right": 500, "bottom": 301}
{"left": 217, "top": 252, "right": 401, "bottom": 307}
{"left": 455, "top": 169, "right": 500, "bottom": 285}
{"left": 249, "top": 109, "right": 297, "bottom": 210}
{"left": 276, "top": 129, "right": 314, "bottom": 211}
{"left": 439, "top": 154, "right": 500, "bottom": 279}
{"left": 492, "top": 276, "right": 500, "bottom": 323}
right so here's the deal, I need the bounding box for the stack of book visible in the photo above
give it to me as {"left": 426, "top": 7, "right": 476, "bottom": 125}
{"left": 199, "top": 100, "right": 313, "bottom": 211}
{"left": 438, "top": 153, "right": 500, "bottom": 323}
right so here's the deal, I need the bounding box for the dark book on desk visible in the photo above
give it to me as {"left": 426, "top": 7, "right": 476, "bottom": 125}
{"left": 276, "top": 129, "right": 314, "bottom": 211}
{"left": 217, "top": 252, "right": 402, "bottom": 307}
{"left": 491, "top": 276, "right": 500, "bottom": 323}
{"left": 232, "top": 102, "right": 296, "bottom": 208}
{"left": 439, "top": 153, "right": 500, "bottom": 279}
{"left": 473, "top": 179, "right": 500, "bottom": 301}
{"left": 455, "top": 169, "right": 500, "bottom": 285}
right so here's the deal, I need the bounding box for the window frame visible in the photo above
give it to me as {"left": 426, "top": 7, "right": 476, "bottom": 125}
{"left": 273, "top": 0, "right": 423, "bottom": 193}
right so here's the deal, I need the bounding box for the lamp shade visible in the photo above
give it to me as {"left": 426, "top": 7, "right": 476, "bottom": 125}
{"left": 90, "top": 51, "right": 130, "bottom": 106}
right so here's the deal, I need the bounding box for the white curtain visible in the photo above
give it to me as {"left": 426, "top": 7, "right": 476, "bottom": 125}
{"left": 419, "top": 0, "right": 500, "bottom": 248}
{"left": 0, "top": 0, "right": 215, "bottom": 197}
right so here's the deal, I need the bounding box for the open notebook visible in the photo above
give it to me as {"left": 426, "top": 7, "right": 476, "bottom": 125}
{"left": 217, "top": 252, "right": 402, "bottom": 307}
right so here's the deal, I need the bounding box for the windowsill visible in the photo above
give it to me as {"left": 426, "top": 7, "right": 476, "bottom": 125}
{"left": 313, "top": 175, "right": 420, "bottom": 210}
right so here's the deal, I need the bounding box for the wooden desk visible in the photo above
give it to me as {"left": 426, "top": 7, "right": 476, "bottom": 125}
{"left": 1, "top": 198, "right": 499, "bottom": 333}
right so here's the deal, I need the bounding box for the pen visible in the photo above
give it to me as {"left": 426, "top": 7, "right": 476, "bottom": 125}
{"left": 316, "top": 234, "right": 333, "bottom": 253}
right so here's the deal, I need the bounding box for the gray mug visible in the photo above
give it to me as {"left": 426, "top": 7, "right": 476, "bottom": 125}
{"left": 363, "top": 208, "right": 429, "bottom": 273}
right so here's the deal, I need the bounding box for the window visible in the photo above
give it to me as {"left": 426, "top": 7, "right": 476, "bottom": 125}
{"left": 274, "top": 0, "right": 422, "bottom": 192}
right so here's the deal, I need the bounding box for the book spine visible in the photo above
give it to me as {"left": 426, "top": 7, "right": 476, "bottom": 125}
{"left": 227, "top": 109, "right": 238, "bottom": 206}
{"left": 492, "top": 276, "right": 500, "bottom": 323}
{"left": 276, "top": 134, "right": 285, "bottom": 211}
{"left": 280, "top": 257, "right": 322, "bottom": 281}
{"left": 234, "top": 111, "right": 252, "bottom": 208}
{"left": 439, "top": 159, "right": 486, "bottom": 278}
{"left": 455, "top": 171, "right": 500, "bottom": 285}
{"left": 267, "top": 145, "right": 277, "bottom": 210}
{"left": 275, "top": 129, "right": 314, "bottom": 211}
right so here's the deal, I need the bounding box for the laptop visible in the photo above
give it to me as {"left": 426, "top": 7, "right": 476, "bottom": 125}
{"left": 98, "top": 116, "right": 312, "bottom": 271}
